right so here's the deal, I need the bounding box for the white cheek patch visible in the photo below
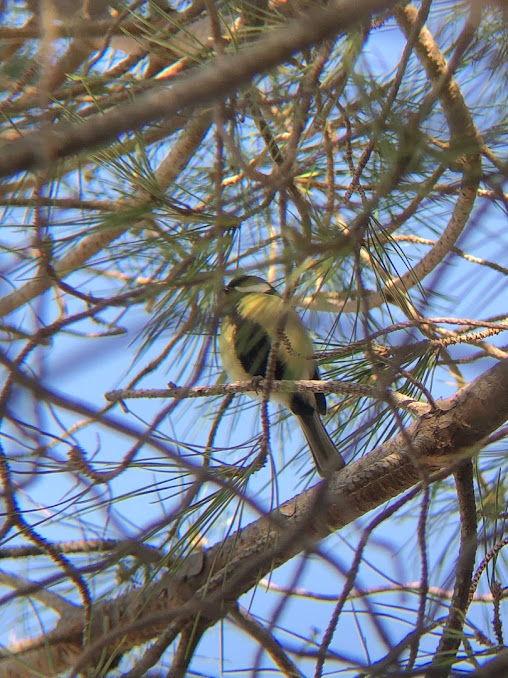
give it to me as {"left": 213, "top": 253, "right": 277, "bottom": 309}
{"left": 236, "top": 283, "right": 272, "bottom": 294}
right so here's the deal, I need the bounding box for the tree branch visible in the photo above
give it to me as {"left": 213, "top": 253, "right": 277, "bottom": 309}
{"left": 427, "top": 461, "right": 478, "bottom": 678}
{"left": 0, "top": 110, "right": 211, "bottom": 318}
{"left": 1, "top": 358, "right": 506, "bottom": 677}
{"left": 0, "top": 0, "right": 396, "bottom": 180}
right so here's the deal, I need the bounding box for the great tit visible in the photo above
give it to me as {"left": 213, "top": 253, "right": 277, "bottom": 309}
{"left": 219, "top": 275, "right": 345, "bottom": 476}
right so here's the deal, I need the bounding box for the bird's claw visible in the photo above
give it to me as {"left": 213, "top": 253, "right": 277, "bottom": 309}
{"left": 251, "top": 375, "right": 264, "bottom": 394}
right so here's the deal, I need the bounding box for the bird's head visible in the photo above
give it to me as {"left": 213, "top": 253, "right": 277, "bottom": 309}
{"left": 224, "top": 276, "right": 278, "bottom": 297}
{"left": 221, "top": 276, "right": 278, "bottom": 316}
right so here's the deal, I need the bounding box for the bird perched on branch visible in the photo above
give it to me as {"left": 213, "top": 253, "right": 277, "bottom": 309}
{"left": 219, "top": 275, "right": 345, "bottom": 477}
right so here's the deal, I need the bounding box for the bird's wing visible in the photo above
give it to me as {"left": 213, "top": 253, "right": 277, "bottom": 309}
{"left": 233, "top": 316, "right": 285, "bottom": 380}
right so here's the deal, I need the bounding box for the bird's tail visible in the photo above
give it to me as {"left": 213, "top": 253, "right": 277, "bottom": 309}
{"left": 296, "top": 412, "right": 345, "bottom": 477}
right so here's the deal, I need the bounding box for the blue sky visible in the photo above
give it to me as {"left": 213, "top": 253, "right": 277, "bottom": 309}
{"left": 1, "top": 2, "right": 507, "bottom": 675}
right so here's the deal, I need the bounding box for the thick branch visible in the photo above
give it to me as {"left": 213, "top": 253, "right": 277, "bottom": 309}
{"left": 0, "top": 0, "right": 396, "bottom": 180}
{"left": 1, "top": 358, "right": 507, "bottom": 677}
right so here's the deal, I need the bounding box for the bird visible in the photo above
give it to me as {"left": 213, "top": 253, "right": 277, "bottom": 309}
{"left": 219, "top": 275, "right": 345, "bottom": 476}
